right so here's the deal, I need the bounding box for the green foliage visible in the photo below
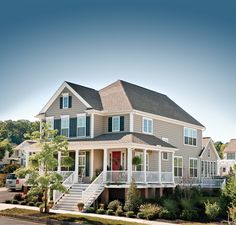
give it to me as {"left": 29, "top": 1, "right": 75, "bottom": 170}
{"left": 106, "top": 209, "right": 114, "bottom": 215}
{"left": 132, "top": 156, "right": 142, "bottom": 166}
{"left": 5, "top": 200, "right": 11, "bottom": 204}
{"left": 204, "top": 200, "right": 220, "bottom": 221}
{"left": 228, "top": 205, "right": 236, "bottom": 222}
{"left": 3, "top": 164, "right": 20, "bottom": 173}
{"left": 13, "top": 193, "right": 23, "bottom": 201}
{"left": 12, "top": 200, "right": 19, "bottom": 204}
{"left": 137, "top": 212, "right": 145, "bottom": 219}
{"left": 28, "top": 202, "right": 35, "bottom": 206}
{"left": 107, "top": 200, "right": 122, "bottom": 211}
{"left": 126, "top": 211, "right": 135, "bottom": 218}
{"left": 162, "top": 198, "right": 179, "bottom": 219}
{"left": 180, "top": 209, "right": 198, "bottom": 220}
{"left": 115, "top": 205, "right": 123, "bottom": 216}
{"left": 86, "top": 207, "right": 95, "bottom": 213}
{"left": 214, "top": 141, "right": 226, "bottom": 159}
{"left": 0, "top": 139, "right": 13, "bottom": 160}
{"left": 139, "top": 203, "right": 161, "bottom": 220}
{"left": 96, "top": 208, "right": 106, "bottom": 214}
{"left": 124, "top": 179, "right": 141, "bottom": 212}
{"left": 20, "top": 201, "right": 27, "bottom": 205}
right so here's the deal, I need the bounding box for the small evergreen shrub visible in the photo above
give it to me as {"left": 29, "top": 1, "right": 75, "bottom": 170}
{"left": 96, "top": 208, "right": 106, "bottom": 214}
{"left": 5, "top": 200, "right": 11, "bottom": 204}
{"left": 126, "top": 211, "right": 135, "bottom": 218}
{"left": 180, "top": 209, "right": 198, "bottom": 220}
{"left": 204, "top": 201, "right": 220, "bottom": 221}
{"left": 137, "top": 212, "right": 145, "bottom": 219}
{"left": 20, "top": 201, "right": 27, "bottom": 205}
{"left": 115, "top": 205, "right": 123, "bottom": 216}
{"left": 162, "top": 198, "right": 178, "bottom": 219}
{"left": 86, "top": 207, "right": 95, "bottom": 213}
{"left": 13, "top": 193, "right": 23, "bottom": 201}
{"left": 28, "top": 202, "right": 35, "bottom": 206}
{"left": 107, "top": 200, "right": 121, "bottom": 211}
{"left": 106, "top": 209, "right": 114, "bottom": 215}
{"left": 12, "top": 200, "right": 19, "bottom": 204}
{"left": 159, "top": 208, "right": 174, "bottom": 220}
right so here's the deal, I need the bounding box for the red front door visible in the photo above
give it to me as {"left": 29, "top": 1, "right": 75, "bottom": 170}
{"left": 112, "top": 151, "right": 121, "bottom": 171}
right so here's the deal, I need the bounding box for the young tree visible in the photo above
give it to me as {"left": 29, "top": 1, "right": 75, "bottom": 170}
{"left": 16, "top": 123, "right": 73, "bottom": 213}
{"left": 0, "top": 139, "right": 13, "bottom": 160}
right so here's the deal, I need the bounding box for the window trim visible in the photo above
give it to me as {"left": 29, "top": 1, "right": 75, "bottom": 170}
{"left": 189, "top": 158, "right": 198, "bottom": 178}
{"left": 142, "top": 117, "right": 153, "bottom": 134}
{"left": 77, "top": 113, "right": 86, "bottom": 138}
{"left": 112, "top": 116, "right": 120, "bottom": 132}
{"left": 46, "top": 116, "right": 54, "bottom": 130}
{"left": 61, "top": 115, "right": 70, "bottom": 137}
{"left": 174, "top": 156, "right": 183, "bottom": 178}
{"left": 62, "top": 93, "right": 69, "bottom": 109}
{"left": 162, "top": 152, "right": 169, "bottom": 161}
{"left": 183, "top": 127, "right": 197, "bottom": 147}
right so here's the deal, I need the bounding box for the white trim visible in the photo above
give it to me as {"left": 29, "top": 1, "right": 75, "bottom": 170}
{"left": 91, "top": 113, "right": 94, "bottom": 138}
{"left": 142, "top": 117, "right": 153, "bottom": 134}
{"left": 61, "top": 115, "right": 70, "bottom": 137}
{"left": 112, "top": 116, "right": 120, "bottom": 132}
{"left": 189, "top": 157, "right": 198, "bottom": 178}
{"left": 183, "top": 127, "right": 197, "bottom": 147}
{"left": 62, "top": 93, "right": 69, "bottom": 109}
{"left": 200, "top": 138, "right": 221, "bottom": 160}
{"left": 38, "top": 81, "right": 91, "bottom": 114}
{"left": 77, "top": 114, "right": 86, "bottom": 138}
{"left": 129, "top": 112, "right": 134, "bottom": 132}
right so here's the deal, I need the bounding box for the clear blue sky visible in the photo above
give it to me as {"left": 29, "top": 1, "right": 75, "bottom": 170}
{"left": 0, "top": 0, "right": 235, "bottom": 143}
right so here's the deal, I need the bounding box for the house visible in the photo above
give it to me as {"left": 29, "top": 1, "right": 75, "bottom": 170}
{"left": 219, "top": 139, "right": 236, "bottom": 176}
{"left": 29, "top": 80, "right": 222, "bottom": 210}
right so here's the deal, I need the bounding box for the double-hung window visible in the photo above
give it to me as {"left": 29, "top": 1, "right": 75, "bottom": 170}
{"left": 77, "top": 114, "right": 86, "bottom": 137}
{"left": 112, "top": 116, "right": 120, "bottom": 132}
{"left": 184, "top": 127, "right": 197, "bottom": 146}
{"left": 46, "top": 117, "right": 54, "bottom": 130}
{"left": 174, "top": 157, "right": 183, "bottom": 177}
{"left": 62, "top": 93, "right": 69, "bottom": 109}
{"left": 227, "top": 153, "right": 235, "bottom": 160}
{"left": 189, "top": 158, "right": 198, "bottom": 177}
{"left": 143, "top": 118, "right": 153, "bottom": 134}
{"left": 61, "top": 115, "right": 69, "bottom": 137}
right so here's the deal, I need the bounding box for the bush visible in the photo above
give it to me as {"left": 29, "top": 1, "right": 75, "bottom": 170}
{"left": 115, "top": 205, "right": 123, "bottom": 216}
{"left": 228, "top": 205, "right": 236, "bottom": 222}
{"left": 96, "top": 209, "right": 106, "bottom": 214}
{"left": 204, "top": 201, "right": 220, "bottom": 221}
{"left": 35, "top": 202, "right": 42, "bottom": 207}
{"left": 20, "top": 201, "right": 27, "bottom": 205}
{"left": 162, "top": 198, "right": 178, "bottom": 219}
{"left": 3, "top": 164, "right": 20, "bottom": 174}
{"left": 106, "top": 209, "right": 114, "bottom": 215}
{"left": 13, "top": 193, "right": 23, "bottom": 201}
{"left": 180, "top": 209, "right": 198, "bottom": 220}
{"left": 139, "top": 203, "right": 161, "bottom": 220}
{"left": 28, "top": 202, "right": 35, "bottom": 206}
{"left": 5, "top": 200, "right": 11, "bottom": 204}
{"left": 86, "top": 207, "right": 95, "bottom": 213}
{"left": 159, "top": 208, "right": 174, "bottom": 220}
{"left": 12, "top": 200, "right": 19, "bottom": 204}
{"left": 126, "top": 211, "right": 135, "bottom": 218}
{"left": 137, "top": 212, "right": 145, "bottom": 219}
{"left": 107, "top": 200, "right": 121, "bottom": 211}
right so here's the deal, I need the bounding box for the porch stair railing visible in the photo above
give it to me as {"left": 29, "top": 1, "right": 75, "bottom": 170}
{"left": 82, "top": 171, "right": 105, "bottom": 209}
{"left": 53, "top": 171, "right": 75, "bottom": 205}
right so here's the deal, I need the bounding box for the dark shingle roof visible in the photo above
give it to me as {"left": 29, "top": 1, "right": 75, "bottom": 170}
{"left": 69, "top": 132, "right": 177, "bottom": 149}
{"left": 66, "top": 81, "right": 103, "bottom": 110}
{"left": 120, "top": 80, "right": 204, "bottom": 127}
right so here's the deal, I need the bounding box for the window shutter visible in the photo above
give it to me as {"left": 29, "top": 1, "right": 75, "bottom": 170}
{"left": 60, "top": 97, "right": 63, "bottom": 109}
{"left": 69, "top": 117, "right": 77, "bottom": 137}
{"left": 120, "top": 116, "right": 124, "bottom": 131}
{"left": 108, "top": 117, "right": 112, "bottom": 132}
{"left": 69, "top": 96, "right": 72, "bottom": 108}
{"left": 85, "top": 151, "right": 90, "bottom": 177}
{"left": 54, "top": 119, "right": 61, "bottom": 135}
{"left": 86, "top": 116, "right": 90, "bottom": 137}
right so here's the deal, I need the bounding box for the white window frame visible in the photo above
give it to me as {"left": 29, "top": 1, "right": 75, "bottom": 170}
{"left": 46, "top": 116, "right": 54, "bottom": 130}
{"left": 77, "top": 113, "right": 86, "bottom": 137}
{"left": 174, "top": 156, "right": 183, "bottom": 177}
{"left": 142, "top": 117, "right": 153, "bottom": 134}
{"left": 162, "top": 152, "right": 168, "bottom": 161}
{"left": 62, "top": 93, "right": 69, "bottom": 109}
{"left": 112, "top": 116, "right": 120, "bottom": 132}
{"left": 61, "top": 115, "right": 69, "bottom": 137}
{"left": 189, "top": 158, "right": 198, "bottom": 178}
{"left": 227, "top": 152, "right": 236, "bottom": 160}
{"left": 184, "top": 127, "right": 197, "bottom": 146}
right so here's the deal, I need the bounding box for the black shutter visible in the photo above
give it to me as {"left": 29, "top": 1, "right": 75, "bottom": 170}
{"left": 108, "top": 117, "right": 112, "bottom": 132}
{"left": 54, "top": 119, "right": 61, "bottom": 135}
{"left": 120, "top": 116, "right": 124, "bottom": 131}
{"left": 69, "top": 96, "right": 72, "bottom": 108}
{"left": 60, "top": 97, "right": 63, "bottom": 109}
{"left": 85, "top": 151, "right": 90, "bottom": 177}
{"left": 86, "top": 116, "right": 90, "bottom": 137}
{"left": 69, "top": 117, "right": 77, "bottom": 137}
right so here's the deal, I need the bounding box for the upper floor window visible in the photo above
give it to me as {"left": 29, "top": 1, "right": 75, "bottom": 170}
{"left": 174, "top": 156, "right": 183, "bottom": 177}
{"left": 189, "top": 158, "right": 198, "bottom": 177}
{"left": 60, "top": 93, "right": 72, "bottom": 109}
{"left": 46, "top": 117, "right": 54, "bottom": 130}
{"left": 108, "top": 116, "right": 124, "bottom": 132}
{"left": 61, "top": 115, "right": 69, "bottom": 137}
{"left": 77, "top": 114, "right": 86, "bottom": 137}
{"left": 143, "top": 118, "right": 153, "bottom": 134}
{"left": 184, "top": 127, "right": 197, "bottom": 146}
{"left": 227, "top": 152, "right": 235, "bottom": 160}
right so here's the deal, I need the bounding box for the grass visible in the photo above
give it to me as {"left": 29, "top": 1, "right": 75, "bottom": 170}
{"left": 0, "top": 208, "right": 143, "bottom": 225}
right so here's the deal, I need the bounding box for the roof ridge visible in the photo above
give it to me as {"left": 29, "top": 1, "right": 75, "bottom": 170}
{"left": 65, "top": 81, "right": 98, "bottom": 92}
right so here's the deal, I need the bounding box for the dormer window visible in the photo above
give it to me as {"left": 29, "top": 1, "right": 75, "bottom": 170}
{"left": 62, "top": 93, "right": 69, "bottom": 109}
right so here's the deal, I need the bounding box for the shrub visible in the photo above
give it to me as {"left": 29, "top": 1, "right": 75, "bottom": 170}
{"left": 162, "top": 198, "right": 178, "bottom": 219}
{"left": 180, "top": 209, "right": 198, "bottom": 220}
{"left": 159, "top": 208, "right": 174, "bottom": 220}
{"left": 204, "top": 201, "right": 220, "bottom": 221}
{"left": 14, "top": 193, "right": 23, "bottom": 201}
{"left": 96, "top": 208, "right": 106, "bottom": 214}
{"left": 28, "top": 202, "right": 35, "bottom": 206}
{"left": 20, "top": 201, "right": 27, "bottom": 205}
{"left": 126, "top": 211, "right": 135, "bottom": 218}
{"left": 108, "top": 200, "right": 121, "bottom": 211}
{"left": 115, "top": 205, "right": 123, "bottom": 216}
{"left": 5, "top": 200, "right": 11, "bottom": 204}
{"left": 228, "top": 205, "right": 236, "bottom": 222}
{"left": 35, "top": 202, "right": 42, "bottom": 207}
{"left": 124, "top": 179, "right": 141, "bottom": 212}
{"left": 137, "top": 212, "right": 145, "bottom": 219}
{"left": 139, "top": 203, "right": 161, "bottom": 220}
{"left": 106, "top": 209, "right": 114, "bottom": 215}
{"left": 3, "top": 164, "right": 20, "bottom": 174}
{"left": 86, "top": 207, "right": 95, "bottom": 213}
{"left": 12, "top": 200, "right": 19, "bottom": 204}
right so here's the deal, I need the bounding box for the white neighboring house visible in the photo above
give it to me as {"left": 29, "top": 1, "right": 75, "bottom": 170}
{"left": 0, "top": 150, "right": 10, "bottom": 166}
{"left": 219, "top": 139, "right": 236, "bottom": 176}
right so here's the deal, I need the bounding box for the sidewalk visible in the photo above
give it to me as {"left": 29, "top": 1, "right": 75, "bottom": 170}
{"left": 0, "top": 203, "right": 177, "bottom": 225}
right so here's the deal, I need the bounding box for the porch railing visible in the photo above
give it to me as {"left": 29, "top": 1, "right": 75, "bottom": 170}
{"left": 106, "top": 171, "right": 128, "bottom": 183}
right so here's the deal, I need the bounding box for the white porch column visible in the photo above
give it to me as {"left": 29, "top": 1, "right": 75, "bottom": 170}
{"left": 144, "top": 149, "right": 147, "bottom": 183}
{"left": 103, "top": 148, "right": 108, "bottom": 182}
{"left": 57, "top": 151, "right": 61, "bottom": 173}
{"left": 90, "top": 149, "right": 94, "bottom": 180}
{"left": 127, "top": 148, "right": 133, "bottom": 183}
{"left": 75, "top": 149, "right": 79, "bottom": 183}
{"left": 158, "top": 151, "right": 161, "bottom": 183}
{"left": 129, "top": 112, "right": 134, "bottom": 132}
{"left": 91, "top": 113, "right": 94, "bottom": 138}
{"left": 25, "top": 152, "right": 29, "bottom": 168}
{"left": 172, "top": 152, "right": 175, "bottom": 183}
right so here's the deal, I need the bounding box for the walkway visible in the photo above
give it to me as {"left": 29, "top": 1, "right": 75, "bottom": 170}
{"left": 0, "top": 203, "right": 177, "bottom": 225}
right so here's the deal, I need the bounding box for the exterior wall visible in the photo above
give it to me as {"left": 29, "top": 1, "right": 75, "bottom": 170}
{"left": 103, "top": 114, "right": 130, "bottom": 133}
{"left": 45, "top": 87, "right": 87, "bottom": 119}
{"left": 94, "top": 115, "right": 105, "bottom": 137}
{"left": 201, "top": 142, "right": 218, "bottom": 161}
{"left": 149, "top": 151, "right": 159, "bottom": 171}
{"left": 99, "top": 81, "right": 132, "bottom": 112}
{"left": 93, "top": 150, "right": 103, "bottom": 174}
{"left": 161, "top": 152, "right": 173, "bottom": 173}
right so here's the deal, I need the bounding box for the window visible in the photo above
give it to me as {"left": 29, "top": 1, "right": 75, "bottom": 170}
{"left": 162, "top": 137, "right": 169, "bottom": 143}
{"left": 208, "top": 149, "right": 211, "bottom": 158}
{"left": 162, "top": 152, "right": 168, "bottom": 160}
{"left": 62, "top": 93, "right": 69, "bottom": 109}
{"left": 189, "top": 158, "right": 198, "bottom": 177}
{"left": 78, "top": 152, "right": 86, "bottom": 176}
{"left": 61, "top": 116, "right": 69, "bottom": 137}
{"left": 77, "top": 114, "right": 86, "bottom": 137}
{"left": 174, "top": 157, "right": 183, "bottom": 177}
{"left": 112, "top": 116, "right": 120, "bottom": 132}
{"left": 143, "top": 118, "right": 153, "bottom": 134}
{"left": 227, "top": 152, "right": 236, "bottom": 160}
{"left": 134, "top": 152, "right": 149, "bottom": 171}
{"left": 184, "top": 127, "right": 197, "bottom": 146}
{"left": 46, "top": 117, "right": 54, "bottom": 130}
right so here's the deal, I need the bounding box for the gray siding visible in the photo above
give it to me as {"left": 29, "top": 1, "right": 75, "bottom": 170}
{"left": 103, "top": 114, "right": 130, "bottom": 133}
{"left": 201, "top": 142, "right": 218, "bottom": 161}
{"left": 94, "top": 115, "right": 105, "bottom": 137}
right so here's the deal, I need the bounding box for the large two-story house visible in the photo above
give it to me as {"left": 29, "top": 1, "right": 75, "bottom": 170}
{"left": 20, "top": 80, "right": 222, "bottom": 211}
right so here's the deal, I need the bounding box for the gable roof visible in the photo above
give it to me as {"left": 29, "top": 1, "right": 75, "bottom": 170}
{"left": 119, "top": 80, "right": 204, "bottom": 127}
{"left": 199, "top": 137, "right": 220, "bottom": 160}
{"left": 224, "top": 139, "right": 236, "bottom": 153}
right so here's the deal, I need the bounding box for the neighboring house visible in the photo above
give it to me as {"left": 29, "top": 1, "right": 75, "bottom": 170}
{"left": 25, "top": 80, "right": 223, "bottom": 210}
{"left": 219, "top": 139, "right": 236, "bottom": 176}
